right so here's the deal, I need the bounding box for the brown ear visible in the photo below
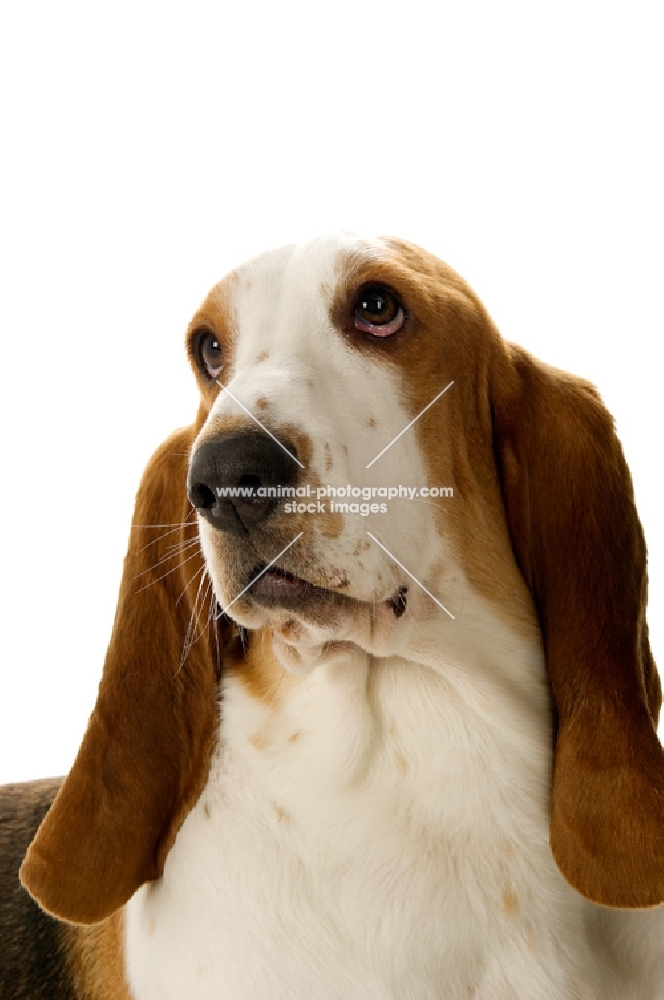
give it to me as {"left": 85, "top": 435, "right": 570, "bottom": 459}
{"left": 20, "top": 428, "right": 231, "bottom": 924}
{"left": 491, "top": 343, "right": 664, "bottom": 908}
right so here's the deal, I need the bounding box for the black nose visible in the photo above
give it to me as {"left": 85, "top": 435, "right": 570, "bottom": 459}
{"left": 187, "top": 431, "right": 299, "bottom": 533}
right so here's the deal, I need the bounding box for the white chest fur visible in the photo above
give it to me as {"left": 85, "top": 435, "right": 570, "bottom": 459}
{"left": 124, "top": 643, "right": 647, "bottom": 1000}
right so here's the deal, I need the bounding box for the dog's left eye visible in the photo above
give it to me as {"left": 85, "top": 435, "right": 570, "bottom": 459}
{"left": 195, "top": 330, "right": 224, "bottom": 380}
{"left": 353, "top": 285, "right": 405, "bottom": 337}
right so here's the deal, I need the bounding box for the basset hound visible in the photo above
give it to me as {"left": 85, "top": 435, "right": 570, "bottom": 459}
{"left": 1, "top": 234, "right": 663, "bottom": 999}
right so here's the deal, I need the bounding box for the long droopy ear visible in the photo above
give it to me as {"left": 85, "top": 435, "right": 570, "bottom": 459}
{"left": 20, "top": 427, "right": 229, "bottom": 924}
{"left": 492, "top": 343, "right": 664, "bottom": 908}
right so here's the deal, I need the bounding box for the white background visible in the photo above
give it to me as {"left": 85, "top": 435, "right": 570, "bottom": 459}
{"left": 0, "top": 2, "right": 662, "bottom": 782}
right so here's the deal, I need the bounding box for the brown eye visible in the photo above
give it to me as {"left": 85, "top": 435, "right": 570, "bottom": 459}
{"left": 195, "top": 330, "right": 224, "bottom": 380}
{"left": 353, "top": 285, "right": 405, "bottom": 337}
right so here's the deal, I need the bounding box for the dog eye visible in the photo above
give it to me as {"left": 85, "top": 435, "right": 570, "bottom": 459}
{"left": 353, "top": 285, "right": 405, "bottom": 337}
{"left": 195, "top": 331, "right": 224, "bottom": 380}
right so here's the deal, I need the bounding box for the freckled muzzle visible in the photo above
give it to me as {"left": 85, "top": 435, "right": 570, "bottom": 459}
{"left": 188, "top": 430, "right": 408, "bottom": 625}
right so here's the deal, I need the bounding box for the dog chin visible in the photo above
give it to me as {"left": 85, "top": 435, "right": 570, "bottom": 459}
{"left": 267, "top": 598, "right": 403, "bottom": 675}
{"left": 210, "top": 565, "right": 405, "bottom": 671}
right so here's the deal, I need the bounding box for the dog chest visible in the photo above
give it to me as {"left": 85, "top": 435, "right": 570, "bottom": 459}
{"left": 124, "top": 659, "right": 607, "bottom": 1000}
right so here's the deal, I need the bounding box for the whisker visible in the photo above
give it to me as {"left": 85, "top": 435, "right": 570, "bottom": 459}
{"left": 199, "top": 577, "right": 215, "bottom": 637}
{"left": 134, "top": 536, "right": 200, "bottom": 580}
{"left": 176, "top": 577, "right": 203, "bottom": 676}
{"left": 204, "top": 585, "right": 218, "bottom": 632}
{"left": 211, "top": 590, "right": 222, "bottom": 682}
{"left": 132, "top": 507, "right": 198, "bottom": 530}
{"left": 176, "top": 563, "right": 206, "bottom": 608}
{"left": 176, "top": 571, "right": 210, "bottom": 675}
{"left": 135, "top": 546, "right": 202, "bottom": 593}
{"left": 190, "top": 576, "right": 212, "bottom": 645}
{"left": 134, "top": 521, "right": 199, "bottom": 555}
{"left": 131, "top": 520, "right": 198, "bottom": 529}
{"left": 160, "top": 534, "right": 203, "bottom": 560}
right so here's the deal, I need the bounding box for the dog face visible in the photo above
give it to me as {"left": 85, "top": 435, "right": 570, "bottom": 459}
{"left": 185, "top": 234, "right": 533, "bottom": 672}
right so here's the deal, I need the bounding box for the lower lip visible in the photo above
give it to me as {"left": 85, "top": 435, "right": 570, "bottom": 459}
{"left": 249, "top": 568, "right": 311, "bottom": 602}
{"left": 247, "top": 568, "right": 405, "bottom": 624}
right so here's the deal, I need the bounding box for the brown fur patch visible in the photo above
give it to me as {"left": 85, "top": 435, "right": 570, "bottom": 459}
{"left": 274, "top": 805, "right": 291, "bottom": 825}
{"left": 66, "top": 912, "right": 132, "bottom": 1000}
{"left": 249, "top": 732, "right": 269, "bottom": 751}
{"left": 229, "top": 626, "right": 297, "bottom": 708}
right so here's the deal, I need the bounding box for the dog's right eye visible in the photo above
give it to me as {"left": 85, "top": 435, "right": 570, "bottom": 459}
{"left": 194, "top": 330, "right": 224, "bottom": 380}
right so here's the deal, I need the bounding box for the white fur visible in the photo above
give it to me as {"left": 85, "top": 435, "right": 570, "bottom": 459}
{"left": 126, "top": 602, "right": 663, "bottom": 999}
{"left": 125, "top": 235, "right": 664, "bottom": 999}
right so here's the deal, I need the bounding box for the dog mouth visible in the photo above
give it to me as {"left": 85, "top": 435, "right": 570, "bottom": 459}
{"left": 249, "top": 564, "right": 312, "bottom": 605}
{"left": 248, "top": 563, "right": 408, "bottom": 619}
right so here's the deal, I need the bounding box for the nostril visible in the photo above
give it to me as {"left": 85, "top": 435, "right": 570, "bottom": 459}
{"left": 190, "top": 482, "right": 217, "bottom": 510}
{"left": 238, "top": 474, "right": 261, "bottom": 494}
